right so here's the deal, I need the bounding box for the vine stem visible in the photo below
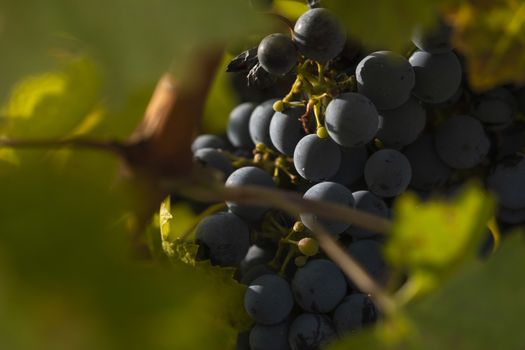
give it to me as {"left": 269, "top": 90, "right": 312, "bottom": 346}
{"left": 309, "top": 221, "right": 397, "bottom": 315}
{"left": 176, "top": 182, "right": 392, "bottom": 234}
{"left": 0, "top": 137, "right": 126, "bottom": 155}
{"left": 174, "top": 179, "right": 396, "bottom": 314}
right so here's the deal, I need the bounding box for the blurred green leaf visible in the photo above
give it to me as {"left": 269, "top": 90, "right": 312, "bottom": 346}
{"left": 0, "top": 0, "right": 267, "bottom": 105}
{"left": 448, "top": 0, "right": 525, "bottom": 90}
{"left": 386, "top": 184, "right": 495, "bottom": 274}
{"left": 330, "top": 232, "right": 525, "bottom": 350}
{"left": 324, "top": 0, "right": 442, "bottom": 50}
{"left": 0, "top": 57, "right": 101, "bottom": 138}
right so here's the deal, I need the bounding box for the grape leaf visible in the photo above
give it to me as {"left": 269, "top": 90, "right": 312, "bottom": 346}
{"left": 324, "top": 0, "right": 441, "bottom": 50}
{"left": 0, "top": 0, "right": 267, "bottom": 105}
{"left": 385, "top": 184, "right": 495, "bottom": 274}
{"left": 329, "top": 232, "right": 525, "bottom": 350}
{"left": 447, "top": 0, "right": 525, "bottom": 90}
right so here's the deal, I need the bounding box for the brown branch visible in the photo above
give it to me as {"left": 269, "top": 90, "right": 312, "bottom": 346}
{"left": 176, "top": 182, "right": 392, "bottom": 234}
{"left": 0, "top": 137, "right": 126, "bottom": 155}
{"left": 310, "top": 221, "right": 396, "bottom": 314}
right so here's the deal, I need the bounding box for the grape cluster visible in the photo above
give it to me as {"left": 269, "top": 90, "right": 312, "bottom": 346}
{"left": 190, "top": 5, "right": 525, "bottom": 350}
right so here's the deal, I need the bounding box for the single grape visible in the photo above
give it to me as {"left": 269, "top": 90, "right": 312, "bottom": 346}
{"left": 324, "top": 92, "right": 379, "bottom": 147}
{"left": 346, "top": 240, "right": 388, "bottom": 287}
{"left": 195, "top": 212, "right": 250, "bottom": 267}
{"left": 484, "top": 87, "right": 518, "bottom": 114}
{"left": 364, "top": 149, "right": 412, "bottom": 197}
{"left": 297, "top": 237, "right": 319, "bottom": 257}
{"left": 356, "top": 51, "right": 415, "bottom": 109}
{"left": 496, "top": 122, "right": 525, "bottom": 159}
{"left": 227, "top": 102, "right": 257, "bottom": 149}
{"left": 347, "top": 191, "right": 389, "bottom": 239}
{"left": 288, "top": 313, "right": 336, "bottom": 350}
{"left": 240, "top": 243, "right": 275, "bottom": 275}
{"left": 226, "top": 166, "right": 276, "bottom": 221}
{"left": 403, "top": 133, "right": 451, "bottom": 191}
{"left": 377, "top": 97, "right": 426, "bottom": 149}
{"left": 193, "top": 148, "right": 233, "bottom": 177}
{"left": 292, "top": 8, "right": 346, "bottom": 62}
{"left": 487, "top": 156, "right": 525, "bottom": 209}
{"left": 409, "top": 50, "right": 462, "bottom": 104}
{"left": 292, "top": 259, "right": 347, "bottom": 313}
{"left": 258, "top": 33, "right": 298, "bottom": 76}
{"left": 472, "top": 97, "right": 513, "bottom": 130}
{"left": 249, "top": 322, "right": 290, "bottom": 350}
{"left": 294, "top": 134, "right": 341, "bottom": 182}
{"left": 241, "top": 265, "right": 275, "bottom": 285}
{"left": 412, "top": 20, "right": 453, "bottom": 54}
{"left": 333, "top": 293, "right": 378, "bottom": 336}
{"left": 329, "top": 146, "right": 368, "bottom": 187}
{"left": 244, "top": 274, "right": 294, "bottom": 325}
{"left": 236, "top": 330, "right": 251, "bottom": 350}
{"left": 434, "top": 115, "right": 490, "bottom": 169}
{"left": 191, "top": 134, "right": 226, "bottom": 152}
{"left": 300, "top": 181, "right": 354, "bottom": 235}
{"left": 249, "top": 99, "right": 279, "bottom": 148}
{"left": 269, "top": 107, "right": 305, "bottom": 156}
{"left": 497, "top": 205, "right": 525, "bottom": 225}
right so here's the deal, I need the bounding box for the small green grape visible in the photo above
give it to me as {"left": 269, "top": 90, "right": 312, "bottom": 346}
{"left": 298, "top": 237, "right": 319, "bottom": 256}
{"left": 316, "top": 126, "right": 328, "bottom": 139}
{"left": 293, "top": 221, "right": 305, "bottom": 232}
{"left": 273, "top": 100, "right": 285, "bottom": 112}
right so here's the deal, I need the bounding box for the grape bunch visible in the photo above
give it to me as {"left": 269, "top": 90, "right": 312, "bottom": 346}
{"left": 189, "top": 4, "right": 525, "bottom": 350}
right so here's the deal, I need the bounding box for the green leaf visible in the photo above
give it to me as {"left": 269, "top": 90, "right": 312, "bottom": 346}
{"left": 0, "top": 0, "right": 267, "bottom": 104}
{"left": 408, "top": 232, "right": 525, "bottom": 350}
{"left": 330, "top": 232, "right": 525, "bottom": 350}
{"left": 386, "top": 184, "right": 495, "bottom": 274}
{"left": 448, "top": 0, "right": 525, "bottom": 90}
{"left": 324, "top": 0, "right": 441, "bottom": 50}
{"left": 0, "top": 57, "right": 102, "bottom": 138}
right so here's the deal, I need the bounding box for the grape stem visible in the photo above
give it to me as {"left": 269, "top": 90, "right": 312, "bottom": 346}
{"left": 308, "top": 221, "right": 397, "bottom": 315}
{"left": 175, "top": 182, "right": 392, "bottom": 234}
{"left": 0, "top": 137, "right": 126, "bottom": 155}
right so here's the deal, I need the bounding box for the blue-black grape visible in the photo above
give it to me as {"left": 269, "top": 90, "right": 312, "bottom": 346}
{"left": 291, "top": 259, "right": 347, "bottom": 313}
{"left": 487, "top": 156, "right": 525, "bottom": 209}
{"left": 347, "top": 191, "right": 389, "bottom": 239}
{"left": 269, "top": 107, "right": 305, "bottom": 156}
{"left": 472, "top": 96, "right": 513, "bottom": 130}
{"left": 193, "top": 148, "right": 233, "bottom": 177}
{"left": 258, "top": 34, "right": 298, "bottom": 76}
{"left": 356, "top": 51, "right": 415, "bottom": 109}
{"left": 300, "top": 181, "right": 354, "bottom": 235}
{"left": 195, "top": 212, "right": 250, "bottom": 267}
{"left": 377, "top": 97, "right": 426, "bottom": 149}
{"left": 324, "top": 92, "right": 379, "bottom": 147}
{"left": 496, "top": 122, "right": 525, "bottom": 159}
{"left": 411, "top": 20, "right": 453, "bottom": 54}
{"left": 227, "top": 103, "right": 257, "bottom": 149}
{"left": 244, "top": 274, "right": 294, "bottom": 325}
{"left": 249, "top": 99, "right": 279, "bottom": 148}
{"left": 333, "top": 293, "right": 378, "bottom": 336}
{"left": 409, "top": 50, "right": 462, "bottom": 104}
{"left": 346, "top": 240, "right": 388, "bottom": 287}
{"left": 364, "top": 149, "right": 412, "bottom": 198}
{"left": 236, "top": 330, "right": 251, "bottom": 350}
{"left": 292, "top": 8, "right": 346, "bottom": 62}
{"left": 249, "top": 322, "right": 290, "bottom": 350}
{"left": 241, "top": 265, "right": 275, "bottom": 285}
{"left": 191, "top": 134, "right": 226, "bottom": 152}
{"left": 330, "top": 146, "right": 368, "bottom": 187}
{"left": 294, "top": 134, "right": 341, "bottom": 182}
{"left": 288, "top": 313, "right": 336, "bottom": 350}
{"left": 404, "top": 134, "right": 451, "bottom": 191}
{"left": 497, "top": 206, "right": 525, "bottom": 225}
{"left": 226, "top": 166, "right": 276, "bottom": 221}
{"left": 240, "top": 243, "right": 275, "bottom": 274}
{"left": 434, "top": 115, "right": 490, "bottom": 169}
